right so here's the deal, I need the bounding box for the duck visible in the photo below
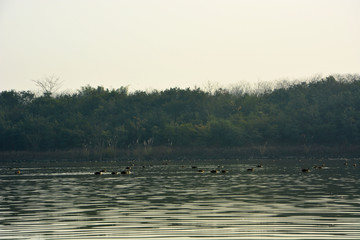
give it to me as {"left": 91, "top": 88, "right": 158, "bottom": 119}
{"left": 210, "top": 169, "right": 219, "bottom": 173}
{"left": 302, "top": 168, "right": 310, "bottom": 172}
{"left": 198, "top": 169, "right": 205, "bottom": 173}
{"left": 121, "top": 170, "right": 131, "bottom": 174}
{"left": 15, "top": 170, "right": 21, "bottom": 175}
{"left": 94, "top": 171, "right": 103, "bottom": 175}
{"left": 247, "top": 168, "right": 254, "bottom": 171}
{"left": 313, "top": 165, "right": 322, "bottom": 169}
{"left": 111, "top": 171, "right": 118, "bottom": 175}
{"left": 221, "top": 170, "right": 228, "bottom": 174}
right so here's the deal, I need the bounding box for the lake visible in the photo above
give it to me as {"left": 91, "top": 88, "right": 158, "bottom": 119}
{"left": 1, "top": 158, "right": 360, "bottom": 239}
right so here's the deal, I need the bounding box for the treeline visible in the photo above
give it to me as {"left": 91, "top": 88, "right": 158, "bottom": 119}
{"left": 1, "top": 75, "right": 360, "bottom": 154}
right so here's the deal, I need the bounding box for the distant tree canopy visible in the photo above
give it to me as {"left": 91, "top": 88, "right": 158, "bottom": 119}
{"left": 1, "top": 74, "right": 360, "bottom": 151}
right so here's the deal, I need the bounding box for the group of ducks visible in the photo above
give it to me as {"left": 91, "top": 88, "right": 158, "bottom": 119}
{"left": 302, "top": 164, "right": 326, "bottom": 172}
{"left": 246, "top": 164, "right": 263, "bottom": 172}
{"left": 192, "top": 165, "right": 228, "bottom": 174}
{"left": 94, "top": 166, "right": 131, "bottom": 175}
{"left": 344, "top": 161, "right": 357, "bottom": 167}
{"left": 93, "top": 164, "right": 265, "bottom": 176}
{"left": 302, "top": 161, "right": 358, "bottom": 172}
{"left": 11, "top": 161, "right": 358, "bottom": 175}
{"left": 192, "top": 164, "right": 264, "bottom": 174}
{"left": 197, "top": 169, "right": 229, "bottom": 174}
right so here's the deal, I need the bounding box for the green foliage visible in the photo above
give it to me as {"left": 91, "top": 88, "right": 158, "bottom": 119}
{"left": 1, "top": 74, "right": 360, "bottom": 151}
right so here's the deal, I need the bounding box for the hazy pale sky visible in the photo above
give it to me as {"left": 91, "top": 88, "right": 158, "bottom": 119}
{"left": 0, "top": 0, "right": 359, "bottom": 92}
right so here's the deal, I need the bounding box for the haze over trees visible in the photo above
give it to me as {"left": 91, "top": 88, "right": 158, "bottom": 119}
{"left": 1, "top": 74, "right": 359, "bottom": 157}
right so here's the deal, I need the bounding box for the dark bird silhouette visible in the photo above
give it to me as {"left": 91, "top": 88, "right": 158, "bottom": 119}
{"left": 121, "top": 170, "right": 131, "bottom": 174}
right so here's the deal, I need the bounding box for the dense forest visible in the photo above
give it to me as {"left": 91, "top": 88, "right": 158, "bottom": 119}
{"left": 1, "top": 74, "right": 360, "bottom": 159}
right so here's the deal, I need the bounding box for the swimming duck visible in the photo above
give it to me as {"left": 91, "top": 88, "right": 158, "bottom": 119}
{"left": 94, "top": 171, "right": 103, "bottom": 175}
{"left": 121, "top": 170, "right": 131, "bottom": 174}
{"left": 302, "top": 168, "right": 310, "bottom": 172}
{"left": 313, "top": 165, "right": 322, "bottom": 169}
{"left": 210, "top": 169, "right": 219, "bottom": 173}
{"left": 247, "top": 168, "right": 254, "bottom": 171}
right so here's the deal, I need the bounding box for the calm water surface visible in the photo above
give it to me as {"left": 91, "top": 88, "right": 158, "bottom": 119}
{"left": 1, "top": 158, "right": 360, "bottom": 239}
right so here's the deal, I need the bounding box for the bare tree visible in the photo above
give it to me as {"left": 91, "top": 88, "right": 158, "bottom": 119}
{"left": 229, "top": 82, "right": 252, "bottom": 96}
{"left": 202, "top": 80, "right": 221, "bottom": 95}
{"left": 32, "top": 75, "right": 63, "bottom": 96}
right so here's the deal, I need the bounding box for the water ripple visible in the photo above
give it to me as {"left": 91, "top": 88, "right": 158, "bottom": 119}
{"left": 1, "top": 159, "right": 360, "bottom": 239}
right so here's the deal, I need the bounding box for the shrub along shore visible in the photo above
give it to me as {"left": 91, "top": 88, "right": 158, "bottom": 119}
{"left": 1, "top": 74, "right": 360, "bottom": 162}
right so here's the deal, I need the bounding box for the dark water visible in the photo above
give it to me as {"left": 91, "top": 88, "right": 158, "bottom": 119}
{"left": 1, "top": 158, "right": 360, "bottom": 239}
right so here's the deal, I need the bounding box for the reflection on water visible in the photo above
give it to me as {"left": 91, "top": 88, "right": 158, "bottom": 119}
{"left": 1, "top": 158, "right": 360, "bottom": 239}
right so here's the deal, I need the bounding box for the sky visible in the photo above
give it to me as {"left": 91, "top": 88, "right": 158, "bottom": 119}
{"left": 0, "top": 0, "right": 359, "bottom": 93}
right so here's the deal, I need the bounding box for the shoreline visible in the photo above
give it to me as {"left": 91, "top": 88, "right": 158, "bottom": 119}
{"left": 1, "top": 144, "right": 360, "bottom": 163}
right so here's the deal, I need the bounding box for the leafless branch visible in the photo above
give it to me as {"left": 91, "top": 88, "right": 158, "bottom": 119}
{"left": 32, "top": 75, "right": 63, "bottom": 96}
